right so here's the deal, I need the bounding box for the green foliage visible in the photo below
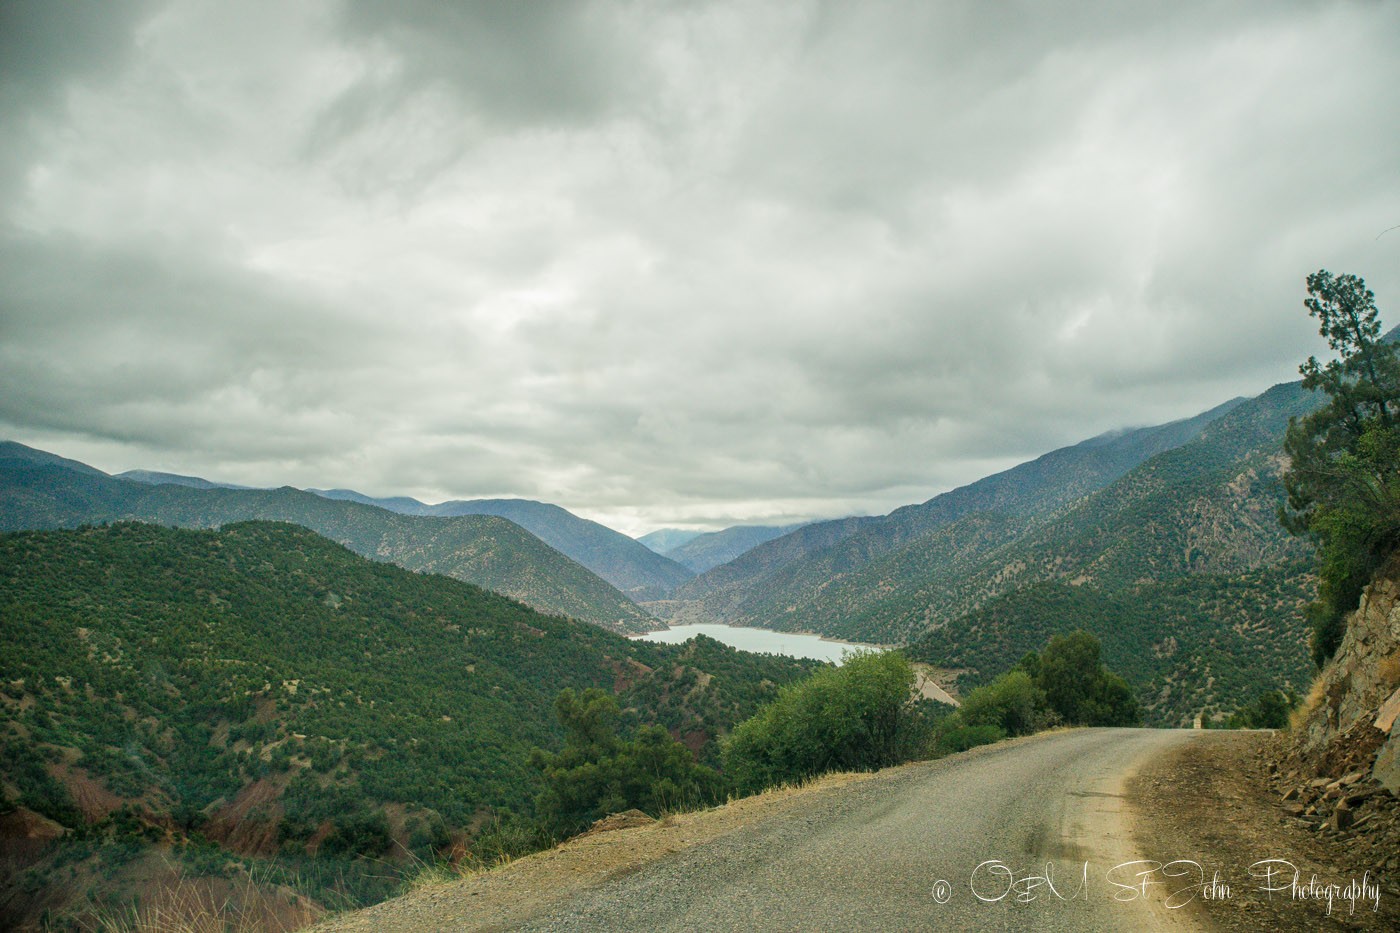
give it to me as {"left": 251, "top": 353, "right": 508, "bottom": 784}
{"left": 930, "top": 631, "right": 1136, "bottom": 754}
{"left": 722, "top": 652, "right": 929, "bottom": 794}
{"left": 1037, "top": 631, "right": 1139, "bottom": 727}
{"left": 1282, "top": 270, "right": 1400, "bottom": 665}
{"left": 935, "top": 724, "right": 1005, "bottom": 754}
{"left": 0, "top": 521, "right": 817, "bottom": 924}
{"left": 320, "top": 811, "right": 392, "bottom": 859}
{"left": 957, "top": 670, "right": 1044, "bottom": 737}
{"left": 529, "top": 688, "right": 724, "bottom": 837}
{"left": 1215, "top": 689, "right": 1297, "bottom": 730}
{"left": 0, "top": 738, "right": 81, "bottom": 826}
{"left": 910, "top": 563, "right": 1315, "bottom": 726}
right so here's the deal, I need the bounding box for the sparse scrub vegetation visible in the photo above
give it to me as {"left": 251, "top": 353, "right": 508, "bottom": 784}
{"left": 0, "top": 522, "right": 818, "bottom": 928}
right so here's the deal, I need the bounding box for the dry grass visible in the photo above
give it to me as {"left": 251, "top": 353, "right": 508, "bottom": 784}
{"left": 1378, "top": 650, "right": 1400, "bottom": 688}
{"left": 91, "top": 860, "right": 316, "bottom": 933}
{"left": 1289, "top": 670, "right": 1328, "bottom": 734}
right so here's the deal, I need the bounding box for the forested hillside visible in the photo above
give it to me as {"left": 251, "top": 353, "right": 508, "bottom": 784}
{"left": 0, "top": 447, "right": 655, "bottom": 632}
{"left": 817, "top": 383, "right": 1316, "bottom": 644}
{"left": 0, "top": 522, "right": 818, "bottom": 926}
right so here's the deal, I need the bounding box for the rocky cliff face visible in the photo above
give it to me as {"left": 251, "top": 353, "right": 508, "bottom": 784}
{"left": 1270, "top": 556, "right": 1400, "bottom": 878}
{"left": 1292, "top": 553, "right": 1400, "bottom": 792}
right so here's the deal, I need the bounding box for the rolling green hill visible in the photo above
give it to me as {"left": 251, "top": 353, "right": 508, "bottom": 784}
{"left": 0, "top": 521, "right": 818, "bottom": 924}
{"left": 0, "top": 449, "right": 655, "bottom": 632}
{"left": 312, "top": 491, "right": 695, "bottom": 601}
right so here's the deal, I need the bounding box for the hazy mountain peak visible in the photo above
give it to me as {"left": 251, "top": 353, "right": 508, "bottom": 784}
{"left": 117, "top": 469, "right": 252, "bottom": 490}
{"left": 0, "top": 440, "right": 107, "bottom": 477}
{"left": 637, "top": 528, "right": 703, "bottom": 554}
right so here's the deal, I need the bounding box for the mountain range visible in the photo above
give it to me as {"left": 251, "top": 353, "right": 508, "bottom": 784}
{"left": 637, "top": 528, "right": 703, "bottom": 553}
{"left": 0, "top": 443, "right": 655, "bottom": 633}
{"left": 658, "top": 385, "right": 1319, "bottom": 724}
{"left": 2, "top": 372, "right": 1328, "bottom": 723}
{"left": 0, "top": 520, "right": 818, "bottom": 926}
{"left": 665, "top": 396, "right": 1249, "bottom": 627}
{"left": 306, "top": 489, "right": 693, "bottom": 601}
{"left": 643, "top": 523, "right": 809, "bottom": 575}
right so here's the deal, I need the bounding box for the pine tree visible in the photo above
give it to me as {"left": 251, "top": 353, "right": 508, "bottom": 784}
{"left": 1282, "top": 270, "right": 1400, "bottom": 664}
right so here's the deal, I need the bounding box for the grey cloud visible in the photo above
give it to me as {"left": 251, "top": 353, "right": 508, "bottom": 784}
{"left": 317, "top": 0, "right": 648, "bottom": 149}
{"left": 0, "top": 0, "right": 155, "bottom": 204}
{"left": 0, "top": 230, "right": 394, "bottom": 456}
{"left": 1, "top": 0, "right": 1398, "bottom": 533}
{"left": 0, "top": 0, "right": 151, "bottom": 104}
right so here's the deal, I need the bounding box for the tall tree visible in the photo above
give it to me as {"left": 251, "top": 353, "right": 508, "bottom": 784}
{"left": 530, "top": 688, "right": 722, "bottom": 837}
{"left": 1282, "top": 270, "right": 1400, "bottom": 663}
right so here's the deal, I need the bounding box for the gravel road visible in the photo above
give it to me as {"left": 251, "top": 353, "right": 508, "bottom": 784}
{"left": 513, "top": 728, "right": 1204, "bottom": 932}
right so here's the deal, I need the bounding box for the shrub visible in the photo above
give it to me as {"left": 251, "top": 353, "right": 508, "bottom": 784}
{"left": 957, "top": 670, "right": 1043, "bottom": 737}
{"left": 530, "top": 688, "right": 723, "bottom": 837}
{"left": 935, "top": 724, "right": 1005, "bottom": 755}
{"left": 722, "top": 652, "right": 927, "bottom": 794}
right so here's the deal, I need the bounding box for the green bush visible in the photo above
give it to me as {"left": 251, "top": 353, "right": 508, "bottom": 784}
{"left": 1036, "top": 631, "right": 1139, "bottom": 726}
{"left": 530, "top": 688, "right": 723, "bottom": 837}
{"left": 321, "top": 811, "right": 392, "bottom": 858}
{"left": 1222, "top": 689, "right": 1297, "bottom": 730}
{"left": 957, "top": 670, "right": 1043, "bottom": 736}
{"left": 722, "top": 652, "right": 927, "bottom": 794}
{"left": 935, "top": 724, "right": 1005, "bottom": 754}
{"left": 931, "top": 630, "right": 1137, "bottom": 755}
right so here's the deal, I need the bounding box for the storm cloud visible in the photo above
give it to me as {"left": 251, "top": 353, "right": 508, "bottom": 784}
{"left": 2, "top": 0, "right": 1397, "bottom": 534}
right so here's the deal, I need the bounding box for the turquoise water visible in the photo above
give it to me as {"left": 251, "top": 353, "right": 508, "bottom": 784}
{"left": 633, "top": 622, "right": 881, "bottom": 665}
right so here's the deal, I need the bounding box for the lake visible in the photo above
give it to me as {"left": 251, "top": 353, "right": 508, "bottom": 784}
{"left": 633, "top": 622, "right": 881, "bottom": 665}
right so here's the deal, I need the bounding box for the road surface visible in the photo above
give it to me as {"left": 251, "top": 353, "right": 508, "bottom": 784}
{"left": 514, "top": 728, "right": 1207, "bottom": 931}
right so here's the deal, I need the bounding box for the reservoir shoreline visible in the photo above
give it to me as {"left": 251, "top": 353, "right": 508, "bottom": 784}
{"left": 629, "top": 621, "right": 884, "bottom": 665}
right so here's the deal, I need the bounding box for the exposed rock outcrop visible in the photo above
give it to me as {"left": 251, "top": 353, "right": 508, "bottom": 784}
{"left": 1292, "top": 553, "right": 1400, "bottom": 791}
{"left": 1272, "top": 554, "right": 1400, "bottom": 877}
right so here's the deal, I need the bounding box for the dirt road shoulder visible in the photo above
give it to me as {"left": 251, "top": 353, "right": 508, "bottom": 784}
{"left": 1129, "top": 730, "right": 1400, "bottom": 932}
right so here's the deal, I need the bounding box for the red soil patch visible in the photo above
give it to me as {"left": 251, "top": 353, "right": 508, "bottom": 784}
{"left": 204, "top": 776, "right": 289, "bottom": 857}
{"left": 45, "top": 762, "right": 124, "bottom": 822}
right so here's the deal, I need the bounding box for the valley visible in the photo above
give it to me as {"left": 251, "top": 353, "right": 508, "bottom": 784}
{"left": 5, "top": 2, "right": 1398, "bottom": 928}
{"left": 0, "top": 357, "right": 1383, "bottom": 930}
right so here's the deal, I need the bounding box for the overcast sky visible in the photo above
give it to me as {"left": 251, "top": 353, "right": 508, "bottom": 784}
{"left": 2, "top": 1, "right": 1398, "bottom": 535}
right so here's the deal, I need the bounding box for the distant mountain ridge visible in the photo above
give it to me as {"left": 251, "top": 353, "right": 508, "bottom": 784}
{"left": 667, "top": 396, "right": 1248, "bottom": 624}
{"left": 0, "top": 440, "right": 105, "bottom": 477}
{"left": 118, "top": 469, "right": 253, "bottom": 490}
{"left": 0, "top": 446, "right": 656, "bottom": 632}
{"left": 637, "top": 528, "right": 702, "bottom": 554}
{"left": 652, "top": 387, "right": 1329, "bottom": 723}
{"left": 308, "top": 489, "right": 694, "bottom": 601}
{"left": 663, "top": 524, "right": 810, "bottom": 574}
